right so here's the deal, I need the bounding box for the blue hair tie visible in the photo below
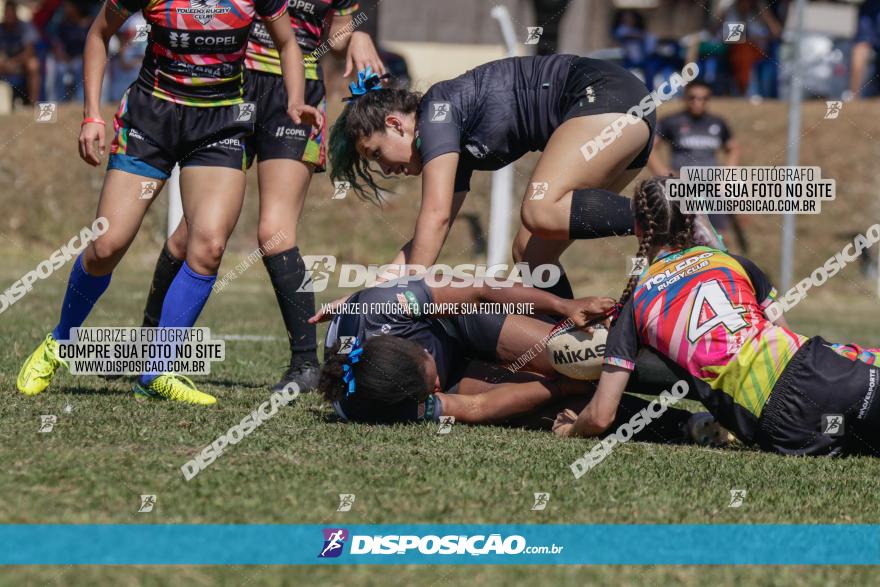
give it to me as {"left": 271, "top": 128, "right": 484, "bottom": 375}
{"left": 340, "top": 338, "right": 363, "bottom": 397}
{"left": 344, "top": 67, "right": 388, "bottom": 102}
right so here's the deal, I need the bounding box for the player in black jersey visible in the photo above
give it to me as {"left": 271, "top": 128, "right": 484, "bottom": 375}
{"left": 648, "top": 80, "right": 742, "bottom": 245}
{"left": 318, "top": 276, "right": 612, "bottom": 423}
{"left": 326, "top": 55, "right": 719, "bottom": 307}
{"left": 315, "top": 276, "right": 727, "bottom": 446}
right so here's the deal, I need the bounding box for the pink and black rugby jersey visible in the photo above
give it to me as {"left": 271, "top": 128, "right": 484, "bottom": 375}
{"left": 604, "top": 246, "right": 808, "bottom": 441}
{"left": 245, "top": 0, "right": 359, "bottom": 79}
{"left": 108, "top": 0, "right": 287, "bottom": 105}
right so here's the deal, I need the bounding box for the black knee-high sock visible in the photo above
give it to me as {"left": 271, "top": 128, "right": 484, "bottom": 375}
{"left": 536, "top": 272, "right": 573, "bottom": 300}
{"left": 569, "top": 188, "right": 635, "bottom": 239}
{"left": 142, "top": 243, "right": 184, "bottom": 328}
{"left": 262, "top": 246, "right": 318, "bottom": 367}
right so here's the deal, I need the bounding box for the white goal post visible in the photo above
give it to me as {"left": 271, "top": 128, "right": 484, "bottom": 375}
{"left": 166, "top": 165, "right": 183, "bottom": 239}
{"left": 488, "top": 6, "right": 518, "bottom": 269}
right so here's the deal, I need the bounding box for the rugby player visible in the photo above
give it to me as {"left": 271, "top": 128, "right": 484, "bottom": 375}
{"left": 139, "top": 1, "right": 383, "bottom": 393}
{"left": 16, "top": 0, "right": 321, "bottom": 404}
{"left": 325, "top": 56, "right": 723, "bottom": 306}
{"left": 313, "top": 275, "right": 729, "bottom": 447}
{"left": 554, "top": 177, "right": 880, "bottom": 456}
{"left": 647, "top": 80, "right": 744, "bottom": 248}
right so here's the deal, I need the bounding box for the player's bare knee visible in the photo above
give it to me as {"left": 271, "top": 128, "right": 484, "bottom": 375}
{"left": 520, "top": 204, "right": 554, "bottom": 239}
{"left": 189, "top": 237, "right": 226, "bottom": 273}
{"left": 83, "top": 239, "right": 122, "bottom": 275}
{"left": 166, "top": 233, "right": 188, "bottom": 260}
{"left": 89, "top": 237, "right": 123, "bottom": 264}
{"left": 257, "top": 221, "right": 296, "bottom": 253}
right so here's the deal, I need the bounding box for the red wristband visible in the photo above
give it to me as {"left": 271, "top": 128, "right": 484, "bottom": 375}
{"left": 81, "top": 118, "right": 106, "bottom": 126}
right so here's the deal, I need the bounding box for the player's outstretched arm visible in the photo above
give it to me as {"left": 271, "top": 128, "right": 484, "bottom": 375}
{"left": 385, "top": 153, "right": 463, "bottom": 273}
{"left": 554, "top": 366, "right": 629, "bottom": 437}
{"left": 436, "top": 379, "right": 561, "bottom": 424}
{"left": 429, "top": 280, "right": 615, "bottom": 330}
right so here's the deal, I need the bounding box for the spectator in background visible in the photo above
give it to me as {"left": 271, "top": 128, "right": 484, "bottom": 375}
{"left": 760, "top": 0, "right": 791, "bottom": 99}
{"left": 529, "top": 0, "right": 569, "bottom": 56}
{"left": 683, "top": 29, "right": 731, "bottom": 95}
{"left": 721, "top": 0, "right": 782, "bottom": 98}
{"left": 647, "top": 80, "right": 744, "bottom": 249}
{"left": 49, "top": 0, "right": 91, "bottom": 101}
{"left": 0, "top": 0, "right": 41, "bottom": 103}
{"left": 32, "top": 0, "right": 65, "bottom": 36}
{"left": 612, "top": 10, "right": 657, "bottom": 87}
{"left": 850, "top": 0, "right": 880, "bottom": 99}
{"left": 108, "top": 12, "right": 146, "bottom": 102}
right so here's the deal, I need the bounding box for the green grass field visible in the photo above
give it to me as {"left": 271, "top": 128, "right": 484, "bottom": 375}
{"left": 1, "top": 101, "right": 880, "bottom": 584}
{"left": 2, "top": 246, "right": 880, "bottom": 586}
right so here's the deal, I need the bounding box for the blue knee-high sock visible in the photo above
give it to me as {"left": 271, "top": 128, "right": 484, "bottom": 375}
{"left": 139, "top": 262, "right": 216, "bottom": 385}
{"left": 52, "top": 254, "right": 112, "bottom": 341}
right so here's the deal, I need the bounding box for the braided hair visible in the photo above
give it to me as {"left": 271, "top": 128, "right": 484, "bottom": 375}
{"left": 618, "top": 177, "right": 697, "bottom": 306}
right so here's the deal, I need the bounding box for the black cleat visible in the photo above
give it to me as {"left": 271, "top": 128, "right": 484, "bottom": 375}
{"left": 270, "top": 362, "right": 320, "bottom": 394}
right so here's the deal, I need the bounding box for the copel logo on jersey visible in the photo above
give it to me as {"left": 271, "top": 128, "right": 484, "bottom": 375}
{"left": 178, "top": 33, "right": 238, "bottom": 48}
{"left": 288, "top": 0, "right": 316, "bottom": 13}
{"left": 318, "top": 528, "right": 348, "bottom": 558}
{"left": 250, "top": 21, "right": 273, "bottom": 44}
{"left": 160, "top": 25, "right": 249, "bottom": 54}
{"left": 177, "top": 0, "right": 232, "bottom": 25}
{"left": 169, "top": 32, "right": 190, "bottom": 48}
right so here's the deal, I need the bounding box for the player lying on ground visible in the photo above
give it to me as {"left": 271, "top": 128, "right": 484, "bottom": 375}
{"left": 326, "top": 57, "right": 723, "bottom": 305}
{"left": 554, "top": 177, "right": 880, "bottom": 456}
{"left": 16, "top": 0, "right": 321, "bottom": 405}
{"left": 313, "top": 275, "right": 730, "bottom": 446}
{"left": 139, "top": 1, "right": 384, "bottom": 394}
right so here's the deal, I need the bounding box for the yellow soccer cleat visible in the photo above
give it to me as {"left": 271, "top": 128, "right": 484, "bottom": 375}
{"left": 134, "top": 374, "right": 217, "bottom": 406}
{"left": 17, "top": 333, "right": 66, "bottom": 396}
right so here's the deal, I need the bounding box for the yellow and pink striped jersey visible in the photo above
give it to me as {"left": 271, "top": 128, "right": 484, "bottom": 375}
{"left": 244, "top": 0, "right": 360, "bottom": 80}
{"left": 605, "top": 246, "right": 808, "bottom": 440}
{"left": 108, "top": 0, "right": 287, "bottom": 106}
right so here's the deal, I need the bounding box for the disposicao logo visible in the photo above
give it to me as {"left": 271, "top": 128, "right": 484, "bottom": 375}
{"left": 319, "top": 528, "right": 348, "bottom": 558}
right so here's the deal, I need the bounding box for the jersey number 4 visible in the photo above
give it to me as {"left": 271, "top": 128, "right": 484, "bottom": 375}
{"left": 687, "top": 280, "right": 748, "bottom": 342}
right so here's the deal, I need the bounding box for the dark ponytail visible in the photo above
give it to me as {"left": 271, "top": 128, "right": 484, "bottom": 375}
{"left": 318, "top": 335, "right": 432, "bottom": 405}
{"left": 328, "top": 89, "right": 422, "bottom": 205}
{"left": 619, "top": 177, "right": 696, "bottom": 306}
